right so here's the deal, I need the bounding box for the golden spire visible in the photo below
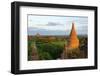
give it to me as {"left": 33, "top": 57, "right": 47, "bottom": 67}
{"left": 68, "top": 22, "right": 79, "bottom": 49}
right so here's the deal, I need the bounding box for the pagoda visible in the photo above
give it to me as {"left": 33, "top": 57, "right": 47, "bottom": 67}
{"left": 61, "top": 22, "right": 79, "bottom": 59}
{"left": 68, "top": 22, "right": 79, "bottom": 49}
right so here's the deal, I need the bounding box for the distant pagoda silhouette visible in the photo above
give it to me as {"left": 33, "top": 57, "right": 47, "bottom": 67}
{"left": 68, "top": 22, "right": 79, "bottom": 49}
{"left": 36, "top": 33, "right": 41, "bottom": 37}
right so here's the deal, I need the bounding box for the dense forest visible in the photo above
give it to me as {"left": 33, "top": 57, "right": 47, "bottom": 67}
{"left": 28, "top": 35, "right": 88, "bottom": 61}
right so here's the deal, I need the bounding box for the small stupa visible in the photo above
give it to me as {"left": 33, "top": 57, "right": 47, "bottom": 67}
{"left": 68, "top": 22, "right": 79, "bottom": 49}
{"left": 31, "top": 42, "right": 39, "bottom": 60}
{"left": 36, "top": 33, "right": 41, "bottom": 37}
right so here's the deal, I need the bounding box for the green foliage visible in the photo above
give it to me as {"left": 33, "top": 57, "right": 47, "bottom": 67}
{"left": 28, "top": 38, "right": 37, "bottom": 60}
{"left": 38, "top": 51, "right": 52, "bottom": 60}
{"left": 67, "top": 48, "right": 81, "bottom": 59}
{"left": 36, "top": 42, "right": 64, "bottom": 60}
{"left": 28, "top": 40, "right": 32, "bottom": 60}
{"left": 28, "top": 36, "right": 88, "bottom": 60}
{"left": 79, "top": 37, "right": 88, "bottom": 58}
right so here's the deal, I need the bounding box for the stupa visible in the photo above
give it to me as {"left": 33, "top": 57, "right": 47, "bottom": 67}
{"left": 68, "top": 22, "right": 79, "bottom": 49}
{"left": 61, "top": 22, "right": 79, "bottom": 59}
{"left": 31, "top": 42, "right": 39, "bottom": 60}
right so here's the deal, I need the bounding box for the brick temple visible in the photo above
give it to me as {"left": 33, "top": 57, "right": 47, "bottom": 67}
{"left": 61, "top": 22, "right": 79, "bottom": 59}
{"left": 68, "top": 22, "right": 79, "bottom": 49}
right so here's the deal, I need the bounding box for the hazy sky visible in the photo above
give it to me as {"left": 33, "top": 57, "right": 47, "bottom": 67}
{"left": 28, "top": 14, "right": 88, "bottom": 35}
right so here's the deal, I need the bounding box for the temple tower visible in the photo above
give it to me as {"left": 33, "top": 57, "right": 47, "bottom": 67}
{"left": 68, "top": 22, "right": 79, "bottom": 49}
{"left": 61, "top": 22, "right": 79, "bottom": 59}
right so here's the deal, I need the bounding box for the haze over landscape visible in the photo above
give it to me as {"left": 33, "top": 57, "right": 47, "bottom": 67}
{"left": 28, "top": 15, "right": 88, "bottom": 36}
